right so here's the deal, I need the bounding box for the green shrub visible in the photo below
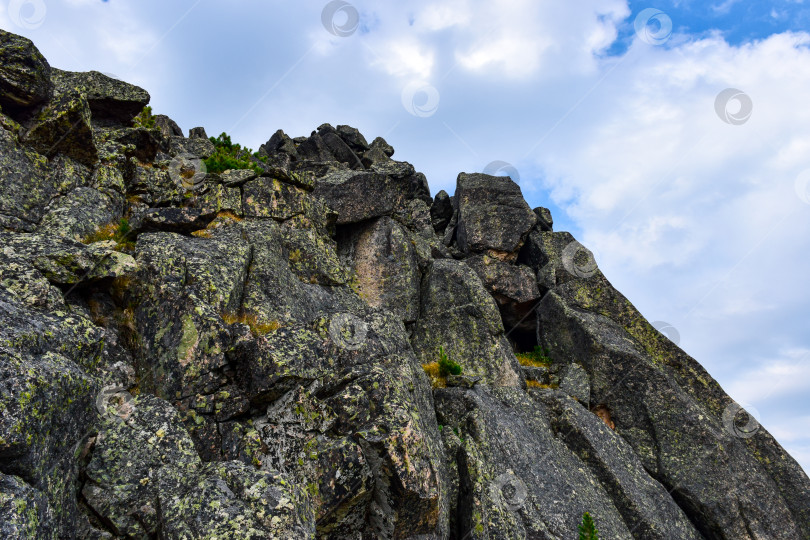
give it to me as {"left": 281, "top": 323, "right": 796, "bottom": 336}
{"left": 579, "top": 512, "right": 598, "bottom": 540}
{"left": 438, "top": 346, "right": 462, "bottom": 377}
{"left": 204, "top": 132, "right": 267, "bottom": 175}
{"left": 133, "top": 106, "right": 155, "bottom": 129}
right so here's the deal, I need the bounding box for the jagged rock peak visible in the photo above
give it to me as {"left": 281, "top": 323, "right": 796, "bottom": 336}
{"left": 1, "top": 28, "right": 809, "bottom": 540}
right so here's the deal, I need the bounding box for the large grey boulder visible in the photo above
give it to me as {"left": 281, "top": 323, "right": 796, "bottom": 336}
{"left": 454, "top": 173, "right": 536, "bottom": 255}
{"left": 537, "top": 268, "right": 810, "bottom": 538}
{"left": 338, "top": 216, "right": 421, "bottom": 322}
{"left": 22, "top": 92, "right": 97, "bottom": 166}
{"left": 435, "top": 386, "right": 640, "bottom": 539}
{"left": 411, "top": 259, "right": 524, "bottom": 388}
{"left": 0, "top": 30, "right": 53, "bottom": 112}
{"left": 51, "top": 69, "right": 149, "bottom": 125}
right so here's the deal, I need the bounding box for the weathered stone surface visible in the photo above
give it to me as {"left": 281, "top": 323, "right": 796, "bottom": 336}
{"left": 36, "top": 187, "right": 123, "bottom": 241}
{"left": 435, "top": 386, "right": 639, "bottom": 539}
{"left": 321, "top": 131, "right": 363, "bottom": 169}
{"left": 370, "top": 136, "right": 394, "bottom": 157}
{"left": 411, "top": 259, "right": 524, "bottom": 388}
{"left": 0, "top": 30, "right": 52, "bottom": 111}
{"left": 337, "top": 216, "right": 420, "bottom": 322}
{"left": 51, "top": 69, "right": 149, "bottom": 125}
{"left": 534, "top": 206, "right": 553, "bottom": 231}
{"left": 188, "top": 126, "right": 207, "bottom": 139}
{"left": 82, "top": 393, "right": 315, "bottom": 538}
{"left": 221, "top": 168, "right": 257, "bottom": 187}
{"left": 22, "top": 92, "right": 97, "bottom": 166}
{"left": 336, "top": 124, "right": 370, "bottom": 154}
{"left": 313, "top": 169, "right": 415, "bottom": 225}
{"left": 230, "top": 310, "right": 448, "bottom": 538}
{"left": 519, "top": 229, "right": 599, "bottom": 291}
{"left": 431, "top": 189, "right": 453, "bottom": 235}
{"left": 0, "top": 129, "right": 54, "bottom": 231}
{"left": 538, "top": 268, "right": 810, "bottom": 538}
{"left": 455, "top": 173, "right": 536, "bottom": 254}
{"left": 0, "top": 231, "right": 136, "bottom": 285}
{"left": 0, "top": 473, "right": 56, "bottom": 540}
{"left": 2, "top": 32, "right": 808, "bottom": 540}
{"left": 168, "top": 135, "right": 214, "bottom": 159}
{"left": 0, "top": 346, "right": 99, "bottom": 534}
{"left": 153, "top": 114, "right": 182, "bottom": 138}
{"left": 536, "top": 390, "right": 703, "bottom": 540}
{"left": 258, "top": 128, "right": 300, "bottom": 159}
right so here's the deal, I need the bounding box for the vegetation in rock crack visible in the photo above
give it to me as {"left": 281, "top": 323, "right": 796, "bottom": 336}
{"left": 221, "top": 312, "right": 281, "bottom": 336}
{"left": 204, "top": 132, "right": 267, "bottom": 175}
{"left": 438, "top": 346, "right": 462, "bottom": 376}
{"left": 132, "top": 105, "right": 155, "bottom": 129}
{"left": 81, "top": 218, "right": 135, "bottom": 252}
{"left": 578, "top": 512, "right": 599, "bottom": 540}
{"left": 517, "top": 345, "right": 552, "bottom": 367}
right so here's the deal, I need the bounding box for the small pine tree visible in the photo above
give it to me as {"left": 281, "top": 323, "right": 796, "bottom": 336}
{"left": 579, "top": 512, "right": 598, "bottom": 540}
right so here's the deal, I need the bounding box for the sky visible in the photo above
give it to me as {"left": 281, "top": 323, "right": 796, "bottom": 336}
{"left": 3, "top": 0, "right": 810, "bottom": 473}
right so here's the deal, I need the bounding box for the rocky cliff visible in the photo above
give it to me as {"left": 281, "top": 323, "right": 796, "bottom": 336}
{"left": 1, "top": 29, "right": 808, "bottom": 540}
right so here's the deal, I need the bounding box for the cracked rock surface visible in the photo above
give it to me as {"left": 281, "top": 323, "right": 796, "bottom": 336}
{"left": 1, "top": 29, "right": 809, "bottom": 539}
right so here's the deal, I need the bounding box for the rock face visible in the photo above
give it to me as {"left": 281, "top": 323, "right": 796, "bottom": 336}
{"left": 0, "top": 29, "right": 808, "bottom": 540}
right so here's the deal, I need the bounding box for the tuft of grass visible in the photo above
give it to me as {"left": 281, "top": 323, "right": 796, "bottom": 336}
{"left": 204, "top": 132, "right": 267, "bottom": 175}
{"left": 221, "top": 312, "right": 281, "bottom": 336}
{"left": 421, "top": 362, "right": 447, "bottom": 389}
{"left": 82, "top": 218, "right": 135, "bottom": 252}
{"left": 516, "top": 345, "right": 552, "bottom": 368}
{"left": 526, "top": 380, "right": 557, "bottom": 389}
{"left": 133, "top": 106, "right": 156, "bottom": 129}
{"left": 438, "top": 346, "right": 462, "bottom": 376}
{"left": 579, "top": 512, "right": 599, "bottom": 540}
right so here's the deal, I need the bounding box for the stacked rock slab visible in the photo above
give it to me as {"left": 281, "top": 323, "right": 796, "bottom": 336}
{"left": 0, "top": 29, "right": 808, "bottom": 540}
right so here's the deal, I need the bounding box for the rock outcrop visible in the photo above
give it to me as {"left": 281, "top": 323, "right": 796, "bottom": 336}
{"left": 1, "top": 29, "right": 808, "bottom": 539}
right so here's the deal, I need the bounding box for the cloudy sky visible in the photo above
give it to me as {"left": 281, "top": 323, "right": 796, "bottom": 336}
{"left": 4, "top": 0, "right": 810, "bottom": 471}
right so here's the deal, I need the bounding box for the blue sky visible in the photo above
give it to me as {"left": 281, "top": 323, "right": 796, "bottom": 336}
{"left": 4, "top": 0, "right": 810, "bottom": 473}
